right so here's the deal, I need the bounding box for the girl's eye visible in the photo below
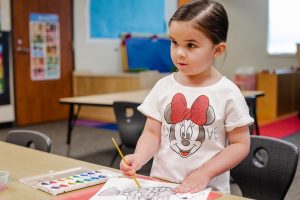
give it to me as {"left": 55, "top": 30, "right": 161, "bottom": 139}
{"left": 187, "top": 43, "right": 197, "bottom": 48}
{"left": 171, "top": 40, "right": 178, "bottom": 46}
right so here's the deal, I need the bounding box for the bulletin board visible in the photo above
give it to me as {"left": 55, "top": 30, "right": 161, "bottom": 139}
{"left": 89, "top": 0, "right": 165, "bottom": 38}
{"left": 121, "top": 34, "right": 174, "bottom": 73}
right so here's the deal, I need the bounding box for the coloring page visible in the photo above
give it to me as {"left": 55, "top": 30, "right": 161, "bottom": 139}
{"left": 90, "top": 177, "right": 211, "bottom": 200}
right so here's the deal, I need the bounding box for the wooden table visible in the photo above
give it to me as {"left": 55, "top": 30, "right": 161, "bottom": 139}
{"left": 0, "top": 141, "right": 117, "bottom": 200}
{"left": 0, "top": 141, "right": 248, "bottom": 200}
{"left": 60, "top": 89, "right": 264, "bottom": 145}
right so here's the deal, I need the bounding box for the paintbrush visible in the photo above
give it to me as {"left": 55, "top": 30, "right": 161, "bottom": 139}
{"left": 112, "top": 137, "right": 142, "bottom": 189}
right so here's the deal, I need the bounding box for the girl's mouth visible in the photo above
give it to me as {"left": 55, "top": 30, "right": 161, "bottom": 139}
{"left": 177, "top": 63, "right": 187, "bottom": 68}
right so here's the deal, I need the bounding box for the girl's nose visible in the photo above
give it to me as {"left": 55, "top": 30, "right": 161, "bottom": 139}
{"left": 176, "top": 47, "right": 186, "bottom": 58}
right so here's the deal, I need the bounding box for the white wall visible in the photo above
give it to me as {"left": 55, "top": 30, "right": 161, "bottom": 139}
{"left": 74, "top": 0, "right": 296, "bottom": 79}
{"left": 73, "top": 0, "right": 177, "bottom": 74}
{"left": 218, "top": 0, "right": 296, "bottom": 79}
{"left": 73, "top": 0, "right": 121, "bottom": 74}
{"left": 0, "top": 0, "right": 14, "bottom": 123}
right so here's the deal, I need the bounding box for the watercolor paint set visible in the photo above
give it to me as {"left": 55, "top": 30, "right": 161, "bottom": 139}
{"left": 19, "top": 167, "right": 121, "bottom": 195}
{"left": 37, "top": 169, "right": 110, "bottom": 195}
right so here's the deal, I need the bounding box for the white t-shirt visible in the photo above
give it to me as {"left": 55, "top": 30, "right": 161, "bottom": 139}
{"left": 138, "top": 73, "right": 253, "bottom": 193}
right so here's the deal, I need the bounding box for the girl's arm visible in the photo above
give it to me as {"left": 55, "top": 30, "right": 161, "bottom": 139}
{"left": 174, "top": 125, "right": 250, "bottom": 193}
{"left": 120, "top": 116, "right": 162, "bottom": 177}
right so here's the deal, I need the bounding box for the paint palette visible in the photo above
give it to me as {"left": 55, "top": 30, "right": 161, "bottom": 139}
{"left": 19, "top": 167, "right": 121, "bottom": 196}
{"left": 37, "top": 170, "right": 111, "bottom": 195}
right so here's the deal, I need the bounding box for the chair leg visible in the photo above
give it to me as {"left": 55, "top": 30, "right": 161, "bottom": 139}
{"left": 110, "top": 143, "right": 123, "bottom": 167}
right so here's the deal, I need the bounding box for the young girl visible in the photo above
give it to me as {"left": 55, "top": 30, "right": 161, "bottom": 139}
{"left": 120, "top": 0, "right": 252, "bottom": 194}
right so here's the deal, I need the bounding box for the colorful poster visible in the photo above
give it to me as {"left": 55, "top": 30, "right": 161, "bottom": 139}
{"left": 0, "top": 1, "right": 2, "bottom": 31}
{"left": 29, "top": 13, "right": 60, "bottom": 80}
{"left": 0, "top": 45, "right": 3, "bottom": 94}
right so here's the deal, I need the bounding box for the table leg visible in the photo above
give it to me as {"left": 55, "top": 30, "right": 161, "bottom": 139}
{"left": 67, "top": 104, "right": 74, "bottom": 145}
{"left": 245, "top": 96, "right": 260, "bottom": 135}
{"left": 250, "top": 97, "right": 259, "bottom": 135}
{"left": 66, "top": 104, "right": 81, "bottom": 145}
{"left": 253, "top": 97, "right": 260, "bottom": 135}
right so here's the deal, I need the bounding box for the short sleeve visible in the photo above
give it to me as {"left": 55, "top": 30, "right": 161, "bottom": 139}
{"left": 224, "top": 91, "right": 254, "bottom": 132}
{"left": 137, "top": 81, "right": 162, "bottom": 122}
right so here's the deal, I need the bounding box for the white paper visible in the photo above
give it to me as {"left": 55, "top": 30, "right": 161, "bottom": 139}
{"left": 90, "top": 177, "right": 211, "bottom": 200}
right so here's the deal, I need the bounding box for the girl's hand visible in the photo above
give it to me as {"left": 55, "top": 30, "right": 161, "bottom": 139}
{"left": 174, "top": 171, "right": 210, "bottom": 193}
{"left": 119, "top": 154, "right": 142, "bottom": 177}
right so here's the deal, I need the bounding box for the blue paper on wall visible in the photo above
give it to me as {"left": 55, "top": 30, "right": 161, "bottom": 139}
{"left": 90, "top": 0, "right": 165, "bottom": 38}
{"left": 126, "top": 37, "right": 174, "bottom": 73}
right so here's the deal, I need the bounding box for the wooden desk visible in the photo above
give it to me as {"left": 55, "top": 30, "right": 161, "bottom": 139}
{"left": 72, "top": 72, "right": 167, "bottom": 122}
{"left": 60, "top": 89, "right": 264, "bottom": 145}
{"left": 0, "top": 141, "right": 118, "bottom": 200}
{"left": 0, "top": 141, "right": 248, "bottom": 200}
{"left": 241, "top": 90, "right": 264, "bottom": 98}
{"left": 60, "top": 90, "right": 150, "bottom": 144}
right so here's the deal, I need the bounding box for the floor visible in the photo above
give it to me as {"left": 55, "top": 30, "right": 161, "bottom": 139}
{"left": 0, "top": 120, "right": 299, "bottom": 199}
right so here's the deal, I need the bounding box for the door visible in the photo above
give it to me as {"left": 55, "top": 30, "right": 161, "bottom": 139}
{"left": 12, "top": 0, "right": 73, "bottom": 126}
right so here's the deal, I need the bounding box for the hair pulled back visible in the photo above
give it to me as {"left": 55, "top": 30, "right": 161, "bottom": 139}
{"left": 169, "top": 0, "right": 228, "bottom": 45}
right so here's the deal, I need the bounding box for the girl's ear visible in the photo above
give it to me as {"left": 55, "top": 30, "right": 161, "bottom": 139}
{"left": 214, "top": 42, "right": 227, "bottom": 57}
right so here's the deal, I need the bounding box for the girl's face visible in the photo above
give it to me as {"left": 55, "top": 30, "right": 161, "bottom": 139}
{"left": 169, "top": 21, "right": 216, "bottom": 76}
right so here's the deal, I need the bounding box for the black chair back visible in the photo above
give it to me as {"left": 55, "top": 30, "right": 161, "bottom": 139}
{"left": 113, "top": 101, "right": 146, "bottom": 148}
{"left": 231, "top": 135, "right": 299, "bottom": 200}
{"left": 6, "top": 130, "right": 52, "bottom": 152}
{"left": 110, "top": 101, "right": 146, "bottom": 166}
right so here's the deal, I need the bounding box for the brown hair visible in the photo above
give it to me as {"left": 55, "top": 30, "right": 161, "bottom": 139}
{"left": 169, "top": 0, "right": 229, "bottom": 45}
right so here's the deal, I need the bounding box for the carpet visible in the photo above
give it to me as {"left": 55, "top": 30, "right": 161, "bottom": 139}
{"left": 76, "top": 119, "right": 118, "bottom": 131}
{"left": 259, "top": 114, "right": 300, "bottom": 138}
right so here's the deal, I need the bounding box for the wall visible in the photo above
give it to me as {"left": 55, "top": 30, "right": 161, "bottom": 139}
{"left": 218, "top": 0, "right": 296, "bottom": 79}
{"left": 73, "top": 0, "right": 177, "bottom": 74}
{"left": 1, "top": 0, "right": 296, "bottom": 123}
{"left": 0, "top": 0, "right": 14, "bottom": 123}
{"left": 74, "top": 0, "right": 296, "bottom": 80}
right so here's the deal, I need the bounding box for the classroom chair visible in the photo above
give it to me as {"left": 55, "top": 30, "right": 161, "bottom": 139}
{"left": 231, "top": 135, "right": 299, "bottom": 200}
{"left": 6, "top": 130, "right": 52, "bottom": 152}
{"left": 110, "top": 101, "right": 146, "bottom": 167}
{"left": 245, "top": 96, "right": 259, "bottom": 135}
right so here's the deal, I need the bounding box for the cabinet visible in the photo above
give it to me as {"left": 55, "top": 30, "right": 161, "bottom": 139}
{"left": 73, "top": 72, "right": 140, "bottom": 96}
{"left": 72, "top": 71, "right": 167, "bottom": 122}
{"left": 256, "top": 72, "right": 300, "bottom": 121}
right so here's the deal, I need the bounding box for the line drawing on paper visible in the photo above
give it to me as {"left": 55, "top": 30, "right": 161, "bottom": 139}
{"left": 98, "top": 186, "right": 199, "bottom": 200}
{"left": 89, "top": 178, "right": 211, "bottom": 200}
